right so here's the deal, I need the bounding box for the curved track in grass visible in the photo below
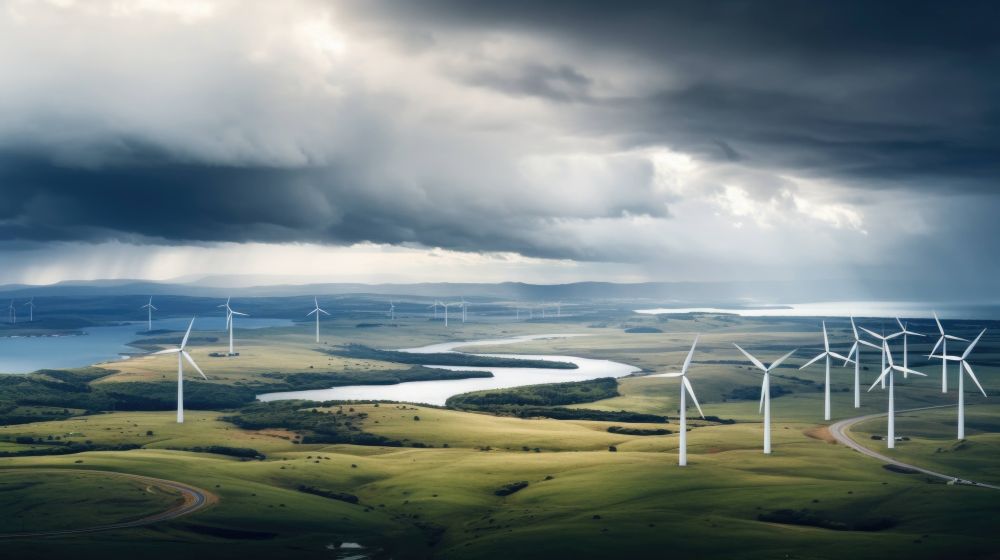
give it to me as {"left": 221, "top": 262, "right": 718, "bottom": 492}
{"left": 828, "top": 404, "right": 1000, "bottom": 490}
{"left": 0, "top": 469, "right": 217, "bottom": 538}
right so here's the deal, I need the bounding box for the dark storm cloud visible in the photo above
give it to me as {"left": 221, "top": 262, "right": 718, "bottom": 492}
{"left": 1, "top": 0, "right": 998, "bottom": 266}
{"left": 347, "top": 0, "right": 1000, "bottom": 188}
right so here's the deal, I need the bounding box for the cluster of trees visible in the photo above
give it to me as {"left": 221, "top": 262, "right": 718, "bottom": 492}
{"left": 327, "top": 344, "right": 578, "bottom": 369}
{"left": 222, "top": 400, "right": 404, "bottom": 447}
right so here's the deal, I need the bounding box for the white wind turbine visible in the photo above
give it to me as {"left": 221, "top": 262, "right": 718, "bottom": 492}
{"left": 7, "top": 300, "right": 15, "bottom": 325}
{"left": 23, "top": 297, "right": 35, "bottom": 322}
{"left": 555, "top": 301, "right": 562, "bottom": 317}
{"left": 734, "top": 344, "right": 798, "bottom": 454}
{"left": 799, "top": 321, "right": 854, "bottom": 421}
{"left": 140, "top": 297, "right": 157, "bottom": 331}
{"left": 867, "top": 341, "right": 925, "bottom": 449}
{"left": 894, "top": 318, "right": 925, "bottom": 379}
{"left": 152, "top": 318, "right": 207, "bottom": 424}
{"left": 217, "top": 297, "right": 248, "bottom": 356}
{"left": 859, "top": 325, "right": 901, "bottom": 389}
{"left": 844, "top": 316, "right": 882, "bottom": 408}
{"left": 930, "top": 328, "right": 988, "bottom": 440}
{"left": 441, "top": 302, "right": 454, "bottom": 326}
{"left": 389, "top": 301, "right": 395, "bottom": 321}
{"left": 929, "top": 311, "right": 967, "bottom": 393}
{"left": 307, "top": 297, "right": 330, "bottom": 343}
{"left": 428, "top": 301, "right": 441, "bottom": 320}
{"left": 649, "top": 336, "right": 704, "bottom": 466}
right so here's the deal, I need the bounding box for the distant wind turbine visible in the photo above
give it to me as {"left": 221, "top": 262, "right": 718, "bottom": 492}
{"left": 894, "top": 318, "right": 925, "bottom": 379}
{"left": 140, "top": 297, "right": 157, "bottom": 331}
{"left": 23, "top": 297, "right": 35, "bottom": 322}
{"left": 217, "top": 297, "right": 248, "bottom": 356}
{"left": 844, "top": 316, "right": 882, "bottom": 408}
{"left": 859, "top": 326, "right": 901, "bottom": 389}
{"left": 429, "top": 301, "right": 441, "bottom": 320}
{"left": 555, "top": 301, "right": 561, "bottom": 317}
{"left": 868, "top": 341, "right": 925, "bottom": 449}
{"left": 152, "top": 318, "right": 207, "bottom": 424}
{"left": 459, "top": 298, "right": 468, "bottom": 323}
{"left": 389, "top": 300, "right": 395, "bottom": 321}
{"left": 649, "top": 336, "right": 704, "bottom": 466}
{"left": 734, "top": 344, "right": 798, "bottom": 454}
{"left": 307, "top": 297, "right": 330, "bottom": 343}
{"left": 929, "top": 311, "right": 967, "bottom": 393}
{"left": 931, "top": 328, "right": 988, "bottom": 440}
{"left": 7, "top": 300, "right": 15, "bottom": 325}
{"left": 799, "top": 321, "right": 854, "bottom": 421}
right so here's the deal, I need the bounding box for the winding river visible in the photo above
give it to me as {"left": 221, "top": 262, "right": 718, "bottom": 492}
{"left": 257, "top": 334, "right": 640, "bottom": 406}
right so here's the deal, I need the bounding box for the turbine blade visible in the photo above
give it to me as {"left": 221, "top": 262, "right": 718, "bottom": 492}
{"left": 868, "top": 368, "right": 890, "bottom": 392}
{"left": 896, "top": 317, "right": 905, "bottom": 332}
{"left": 307, "top": 309, "right": 317, "bottom": 317}
{"left": 769, "top": 348, "right": 798, "bottom": 371}
{"left": 945, "top": 335, "right": 968, "bottom": 342}
{"left": 648, "top": 372, "right": 684, "bottom": 378}
{"left": 859, "top": 326, "right": 883, "bottom": 340}
{"left": 859, "top": 340, "right": 882, "bottom": 351}
{"left": 929, "top": 336, "right": 943, "bottom": 357}
{"left": 829, "top": 351, "right": 853, "bottom": 363}
{"left": 799, "top": 352, "right": 826, "bottom": 370}
{"left": 683, "top": 377, "right": 705, "bottom": 419}
{"left": 850, "top": 316, "right": 859, "bottom": 340}
{"left": 319, "top": 309, "right": 330, "bottom": 315}
{"left": 894, "top": 366, "right": 926, "bottom": 377}
{"left": 231, "top": 311, "right": 248, "bottom": 317}
{"left": 759, "top": 379, "right": 766, "bottom": 414}
{"left": 883, "top": 341, "right": 894, "bottom": 366}
{"left": 822, "top": 321, "right": 829, "bottom": 352}
{"left": 182, "top": 351, "right": 208, "bottom": 380}
{"left": 962, "top": 329, "right": 987, "bottom": 360}
{"left": 733, "top": 343, "right": 767, "bottom": 372}
{"left": 962, "top": 361, "right": 988, "bottom": 398}
{"left": 180, "top": 317, "right": 195, "bottom": 349}
{"left": 681, "top": 335, "right": 699, "bottom": 375}
{"left": 933, "top": 311, "right": 944, "bottom": 335}
{"left": 153, "top": 348, "right": 181, "bottom": 355}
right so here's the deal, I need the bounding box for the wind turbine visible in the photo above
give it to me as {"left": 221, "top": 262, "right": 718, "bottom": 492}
{"left": 859, "top": 326, "right": 901, "bottom": 389}
{"left": 555, "top": 301, "right": 562, "bottom": 317}
{"left": 649, "top": 336, "right": 704, "bottom": 466}
{"left": 23, "top": 297, "right": 35, "bottom": 322}
{"left": 799, "top": 322, "right": 854, "bottom": 421}
{"left": 931, "top": 329, "right": 988, "bottom": 440}
{"left": 152, "top": 318, "right": 207, "bottom": 424}
{"left": 894, "top": 318, "right": 925, "bottom": 379}
{"left": 389, "top": 301, "right": 395, "bottom": 321}
{"left": 868, "top": 341, "right": 925, "bottom": 449}
{"left": 7, "top": 300, "right": 15, "bottom": 325}
{"left": 307, "top": 297, "right": 330, "bottom": 343}
{"left": 428, "top": 301, "right": 441, "bottom": 320}
{"left": 844, "top": 316, "right": 882, "bottom": 408}
{"left": 140, "top": 297, "right": 157, "bottom": 331}
{"left": 459, "top": 298, "right": 468, "bottom": 323}
{"left": 929, "top": 311, "right": 967, "bottom": 393}
{"left": 217, "top": 297, "right": 248, "bottom": 356}
{"left": 734, "top": 344, "right": 798, "bottom": 454}
{"left": 441, "top": 302, "right": 453, "bottom": 327}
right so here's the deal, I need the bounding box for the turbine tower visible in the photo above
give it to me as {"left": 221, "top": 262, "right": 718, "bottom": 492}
{"left": 389, "top": 301, "right": 395, "bottom": 321}
{"left": 152, "top": 318, "right": 207, "bottom": 423}
{"left": 217, "top": 297, "right": 248, "bottom": 356}
{"left": 799, "top": 321, "right": 853, "bottom": 421}
{"left": 929, "top": 311, "right": 967, "bottom": 393}
{"left": 734, "top": 344, "right": 798, "bottom": 454}
{"left": 459, "top": 298, "right": 468, "bottom": 323}
{"left": 649, "top": 336, "right": 704, "bottom": 466}
{"left": 867, "top": 341, "right": 925, "bottom": 449}
{"left": 307, "top": 297, "right": 330, "bottom": 343}
{"left": 859, "top": 326, "right": 901, "bottom": 389}
{"left": 23, "top": 297, "right": 35, "bottom": 322}
{"left": 7, "top": 300, "right": 15, "bottom": 325}
{"left": 931, "top": 328, "right": 988, "bottom": 440}
{"left": 429, "top": 301, "right": 441, "bottom": 320}
{"left": 894, "top": 317, "right": 925, "bottom": 379}
{"left": 140, "top": 297, "right": 157, "bottom": 332}
{"left": 844, "top": 316, "right": 882, "bottom": 408}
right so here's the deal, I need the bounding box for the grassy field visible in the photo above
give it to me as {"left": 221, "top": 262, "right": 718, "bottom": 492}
{"left": 0, "top": 309, "right": 997, "bottom": 558}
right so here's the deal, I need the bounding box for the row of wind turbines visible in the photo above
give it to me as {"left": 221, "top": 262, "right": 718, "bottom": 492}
{"left": 654, "top": 313, "right": 989, "bottom": 466}
{"left": 6, "top": 298, "right": 35, "bottom": 324}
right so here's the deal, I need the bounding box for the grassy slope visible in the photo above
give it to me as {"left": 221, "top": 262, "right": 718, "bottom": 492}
{"left": 0, "top": 312, "right": 998, "bottom": 558}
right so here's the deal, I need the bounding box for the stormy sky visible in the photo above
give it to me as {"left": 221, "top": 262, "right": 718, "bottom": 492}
{"left": 0, "top": 0, "right": 998, "bottom": 296}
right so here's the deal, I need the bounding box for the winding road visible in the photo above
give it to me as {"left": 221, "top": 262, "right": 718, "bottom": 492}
{"left": 828, "top": 404, "right": 1000, "bottom": 490}
{"left": 0, "top": 468, "right": 217, "bottom": 538}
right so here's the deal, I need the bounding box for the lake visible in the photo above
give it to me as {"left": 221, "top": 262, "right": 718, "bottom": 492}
{"left": 257, "top": 334, "right": 640, "bottom": 406}
{"left": 0, "top": 317, "right": 293, "bottom": 374}
{"left": 634, "top": 301, "right": 1000, "bottom": 320}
